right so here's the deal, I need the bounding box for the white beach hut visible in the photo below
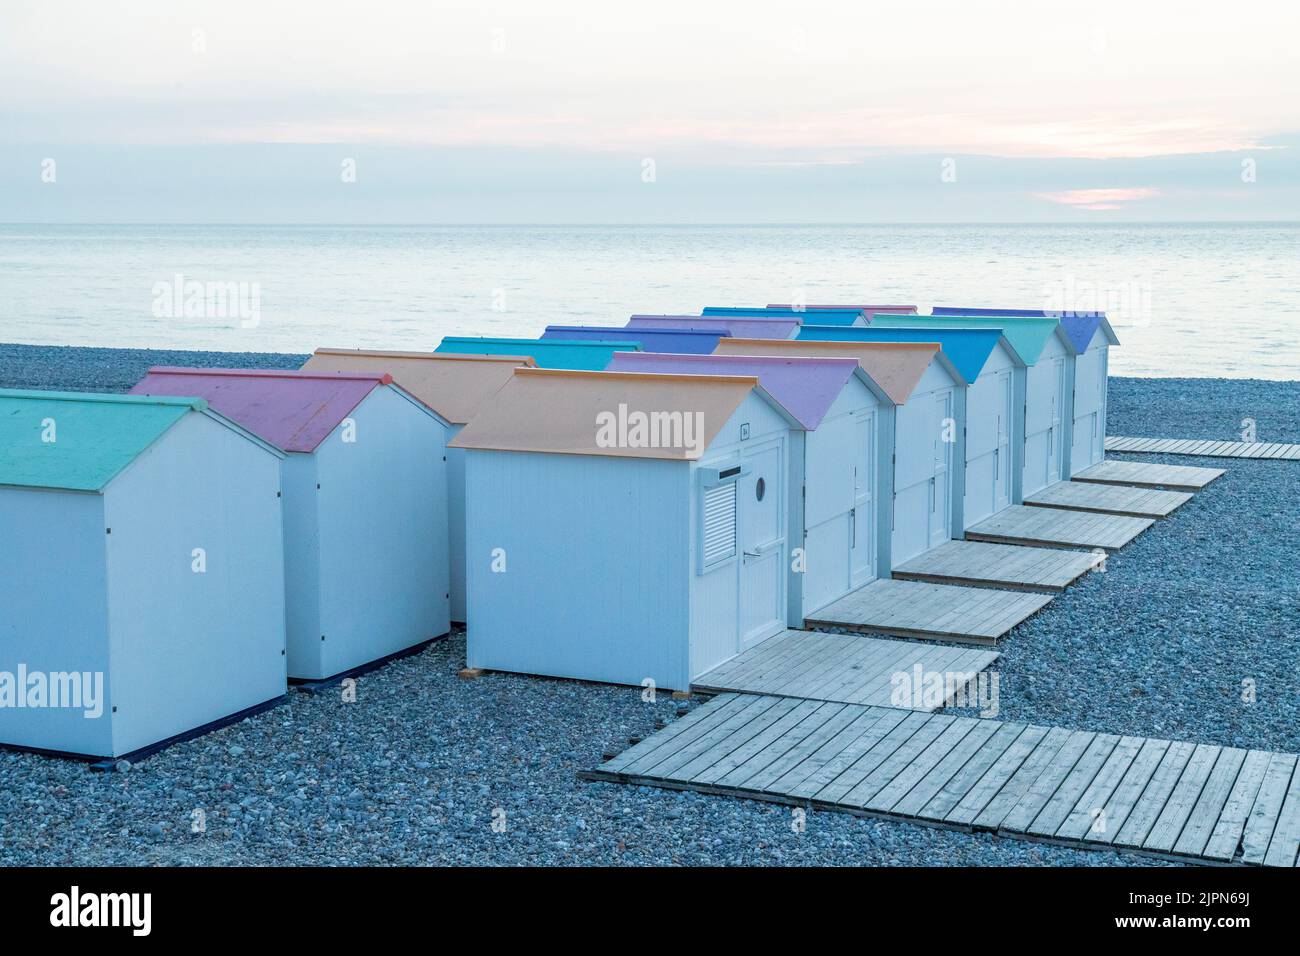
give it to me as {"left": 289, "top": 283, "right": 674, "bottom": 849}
{"left": 712, "top": 338, "right": 956, "bottom": 570}
{"left": 450, "top": 367, "right": 801, "bottom": 692}
{"left": 301, "top": 348, "right": 535, "bottom": 623}
{"left": 608, "top": 351, "right": 894, "bottom": 622}
{"left": 0, "top": 389, "right": 286, "bottom": 761}
{"left": 130, "top": 368, "right": 451, "bottom": 682}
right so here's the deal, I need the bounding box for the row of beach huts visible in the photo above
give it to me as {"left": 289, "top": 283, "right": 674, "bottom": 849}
{"left": 0, "top": 303, "right": 1116, "bottom": 762}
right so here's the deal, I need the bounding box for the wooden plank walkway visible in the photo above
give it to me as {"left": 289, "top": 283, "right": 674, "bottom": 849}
{"left": 585, "top": 693, "right": 1300, "bottom": 867}
{"left": 804, "top": 578, "right": 1052, "bottom": 645}
{"left": 1023, "top": 480, "right": 1193, "bottom": 519}
{"left": 966, "top": 505, "right": 1153, "bottom": 551}
{"left": 892, "top": 539, "right": 1100, "bottom": 592}
{"left": 1108, "top": 435, "right": 1300, "bottom": 461}
{"left": 1073, "top": 459, "right": 1225, "bottom": 492}
{"left": 694, "top": 629, "right": 1000, "bottom": 709}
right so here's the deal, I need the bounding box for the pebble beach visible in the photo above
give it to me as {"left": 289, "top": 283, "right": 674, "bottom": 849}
{"left": 0, "top": 343, "right": 1296, "bottom": 866}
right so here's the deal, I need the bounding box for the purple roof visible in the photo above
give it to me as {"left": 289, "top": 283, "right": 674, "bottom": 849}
{"left": 129, "top": 367, "right": 391, "bottom": 453}
{"left": 607, "top": 351, "right": 860, "bottom": 431}
{"left": 627, "top": 314, "right": 799, "bottom": 340}
{"left": 1057, "top": 314, "right": 1105, "bottom": 353}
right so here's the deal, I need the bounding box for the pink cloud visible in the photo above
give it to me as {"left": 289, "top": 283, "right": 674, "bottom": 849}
{"left": 1035, "top": 187, "right": 1163, "bottom": 211}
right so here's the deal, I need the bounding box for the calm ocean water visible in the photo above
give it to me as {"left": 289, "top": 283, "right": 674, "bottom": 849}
{"left": 1, "top": 223, "right": 1296, "bottom": 379}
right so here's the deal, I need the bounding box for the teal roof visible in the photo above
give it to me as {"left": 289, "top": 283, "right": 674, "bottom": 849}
{"left": 435, "top": 337, "right": 640, "bottom": 370}
{"left": 868, "top": 314, "right": 1062, "bottom": 364}
{"left": 796, "top": 326, "right": 1005, "bottom": 385}
{"left": 0, "top": 389, "right": 206, "bottom": 492}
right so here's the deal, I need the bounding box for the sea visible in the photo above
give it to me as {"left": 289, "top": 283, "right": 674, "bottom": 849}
{"left": 1, "top": 223, "right": 1296, "bottom": 379}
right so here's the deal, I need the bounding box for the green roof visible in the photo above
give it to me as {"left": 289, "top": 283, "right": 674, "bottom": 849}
{"left": 0, "top": 389, "right": 206, "bottom": 492}
{"left": 868, "top": 314, "right": 1063, "bottom": 364}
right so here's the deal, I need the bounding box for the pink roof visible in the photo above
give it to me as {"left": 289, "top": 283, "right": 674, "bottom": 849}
{"left": 129, "top": 367, "right": 392, "bottom": 453}
{"left": 608, "top": 352, "right": 861, "bottom": 430}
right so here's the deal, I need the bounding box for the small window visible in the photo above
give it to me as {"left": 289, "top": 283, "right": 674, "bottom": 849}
{"left": 701, "top": 481, "right": 737, "bottom": 569}
{"left": 755, "top": 477, "right": 766, "bottom": 502}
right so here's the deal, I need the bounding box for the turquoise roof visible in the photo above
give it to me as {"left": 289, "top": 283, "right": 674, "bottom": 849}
{"left": 0, "top": 389, "right": 205, "bottom": 492}
{"left": 868, "top": 314, "right": 1061, "bottom": 364}
{"left": 796, "top": 325, "right": 1005, "bottom": 385}
{"left": 435, "top": 337, "right": 640, "bottom": 370}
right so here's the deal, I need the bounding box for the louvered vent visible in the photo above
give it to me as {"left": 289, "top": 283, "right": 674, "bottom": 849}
{"left": 702, "top": 481, "right": 737, "bottom": 566}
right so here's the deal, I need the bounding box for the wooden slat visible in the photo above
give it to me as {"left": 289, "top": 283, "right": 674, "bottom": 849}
{"left": 1023, "top": 480, "right": 1193, "bottom": 519}
{"left": 806, "top": 577, "right": 1052, "bottom": 644}
{"left": 1107, "top": 436, "right": 1300, "bottom": 460}
{"left": 1073, "top": 459, "right": 1226, "bottom": 492}
{"left": 966, "top": 504, "right": 1153, "bottom": 551}
{"left": 892, "top": 539, "right": 1099, "bottom": 592}
{"left": 586, "top": 695, "right": 1300, "bottom": 867}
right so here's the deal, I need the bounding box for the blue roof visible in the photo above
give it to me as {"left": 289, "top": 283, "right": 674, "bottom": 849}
{"left": 868, "top": 314, "right": 1058, "bottom": 364}
{"left": 796, "top": 325, "right": 1005, "bottom": 385}
{"left": 0, "top": 389, "right": 204, "bottom": 491}
{"left": 541, "top": 325, "right": 727, "bottom": 354}
{"left": 933, "top": 306, "right": 1107, "bottom": 318}
{"left": 702, "top": 306, "right": 863, "bottom": 326}
{"left": 435, "top": 337, "right": 640, "bottom": 370}
{"left": 933, "top": 309, "right": 1109, "bottom": 353}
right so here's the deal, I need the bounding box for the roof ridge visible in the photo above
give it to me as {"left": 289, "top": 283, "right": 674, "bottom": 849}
{"left": 146, "top": 366, "right": 393, "bottom": 384}
{"left": 313, "top": 347, "right": 534, "bottom": 365}
{"left": 613, "top": 352, "right": 858, "bottom": 367}
{"left": 442, "top": 337, "right": 630, "bottom": 348}
{"left": 0, "top": 387, "right": 206, "bottom": 410}
{"left": 724, "top": 337, "right": 941, "bottom": 352}
{"left": 516, "top": 367, "right": 761, "bottom": 387}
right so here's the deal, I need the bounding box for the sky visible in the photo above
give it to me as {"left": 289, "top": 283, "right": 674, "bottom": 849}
{"left": 2, "top": 0, "right": 1298, "bottom": 222}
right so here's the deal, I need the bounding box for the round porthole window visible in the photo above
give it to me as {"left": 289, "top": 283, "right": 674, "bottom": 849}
{"left": 755, "top": 477, "right": 766, "bottom": 501}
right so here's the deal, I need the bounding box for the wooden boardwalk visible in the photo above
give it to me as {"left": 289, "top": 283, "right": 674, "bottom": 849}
{"left": 694, "top": 629, "right": 1000, "bottom": 709}
{"left": 586, "top": 693, "right": 1300, "bottom": 867}
{"left": 1108, "top": 435, "right": 1300, "bottom": 461}
{"left": 892, "top": 539, "right": 1099, "bottom": 592}
{"left": 966, "top": 505, "right": 1153, "bottom": 551}
{"left": 1073, "top": 459, "right": 1225, "bottom": 492}
{"left": 1024, "top": 480, "right": 1192, "bottom": 519}
{"left": 805, "top": 578, "right": 1052, "bottom": 644}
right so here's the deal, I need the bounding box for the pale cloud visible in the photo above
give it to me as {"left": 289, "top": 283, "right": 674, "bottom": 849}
{"left": 1035, "top": 187, "right": 1163, "bottom": 211}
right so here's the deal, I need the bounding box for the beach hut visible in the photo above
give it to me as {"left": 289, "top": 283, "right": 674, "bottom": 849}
{"left": 450, "top": 367, "right": 801, "bottom": 691}
{"left": 130, "top": 368, "right": 450, "bottom": 682}
{"left": 300, "top": 349, "right": 534, "bottom": 624}
{"left": 0, "top": 389, "right": 286, "bottom": 761}
{"left": 931, "top": 310, "right": 1120, "bottom": 478}
{"left": 435, "top": 336, "right": 638, "bottom": 370}
{"left": 608, "top": 351, "right": 893, "bottom": 621}
{"left": 1060, "top": 315, "right": 1119, "bottom": 476}
{"left": 703, "top": 306, "right": 865, "bottom": 326}
{"left": 713, "top": 338, "right": 956, "bottom": 569}
{"left": 627, "top": 314, "right": 800, "bottom": 339}
{"left": 870, "top": 314, "right": 1075, "bottom": 497}
{"left": 540, "top": 325, "right": 728, "bottom": 353}
{"left": 798, "top": 325, "right": 1017, "bottom": 531}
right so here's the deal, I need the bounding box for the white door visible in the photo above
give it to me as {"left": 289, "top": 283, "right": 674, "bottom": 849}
{"left": 993, "top": 371, "right": 1012, "bottom": 513}
{"left": 1046, "top": 358, "right": 1063, "bottom": 482}
{"left": 802, "top": 417, "right": 856, "bottom": 614}
{"left": 929, "top": 392, "right": 952, "bottom": 548}
{"left": 850, "top": 409, "right": 876, "bottom": 586}
{"left": 739, "top": 440, "right": 785, "bottom": 647}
